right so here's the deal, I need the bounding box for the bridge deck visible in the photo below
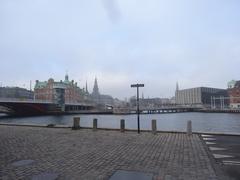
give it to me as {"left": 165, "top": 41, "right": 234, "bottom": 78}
{"left": 0, "top": 99, "right": 95, "bottom": 116}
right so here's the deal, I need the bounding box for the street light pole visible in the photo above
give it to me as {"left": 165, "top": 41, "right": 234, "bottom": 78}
{"left": 136, "top": 85, "right": 140, "bottom": 133}
{"left": 131, "top": 83, "right": 144, "bottom": 134}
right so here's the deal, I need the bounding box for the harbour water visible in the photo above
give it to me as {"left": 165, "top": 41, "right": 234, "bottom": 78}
{"left": 0, "top": 112, "right": 240, "bottom": 134}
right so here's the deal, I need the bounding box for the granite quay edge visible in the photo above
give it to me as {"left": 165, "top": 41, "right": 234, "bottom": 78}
{"left": 1, "top": 122, "right": 240, "bottom": 136}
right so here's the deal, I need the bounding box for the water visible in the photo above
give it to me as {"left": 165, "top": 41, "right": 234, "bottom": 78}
{"left": 0, "top": 112, "right": 240, "bottom": 134}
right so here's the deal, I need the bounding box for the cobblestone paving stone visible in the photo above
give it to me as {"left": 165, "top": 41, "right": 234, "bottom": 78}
{"left": 0, "top": 125, "right": 226, "bottom": 180}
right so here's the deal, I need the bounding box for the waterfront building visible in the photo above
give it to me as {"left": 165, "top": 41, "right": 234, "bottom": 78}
{"left": 34, "top": 74, "right": 86, "bottom": 103}
{"left": 175, "top": 84, "right": 228, "bottom": 108}
{"left": 130, "top": 96, "right": 173, "bottom": 108}
{"left": 0, "top": 87, "right": 33, "bottom": 100}
{"left": 170, "top": 96, "right": 176, "bottom": 104}
{"left": 228, "top": 80, "right": 240, "bottom": 109}
{"left": 113, "top": 98, "right": 129, "bottom": 108}
{"left": 90, "top": 78, "right": 114, "bottom": 105}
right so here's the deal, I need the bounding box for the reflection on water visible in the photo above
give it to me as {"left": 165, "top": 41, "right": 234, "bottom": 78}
{"left": 0, "top": 113, "right": 240, "bottom": 133}
{"left": 0, "top": 113, "right": 7, "bottom": 117}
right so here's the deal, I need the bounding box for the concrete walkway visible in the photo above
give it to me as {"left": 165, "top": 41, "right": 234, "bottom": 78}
{"left": 0, "top": 126, "right": 226, "bottom": 180}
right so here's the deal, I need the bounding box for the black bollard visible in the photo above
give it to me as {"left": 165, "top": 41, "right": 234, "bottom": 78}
{"left": 93, "top": 118, "right": 98, "bottom": 131}
{"left": 120, "top": 119, "right": 125, "bottom": 132}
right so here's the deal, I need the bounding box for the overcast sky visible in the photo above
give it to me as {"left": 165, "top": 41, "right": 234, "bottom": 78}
{"left": 0, "top": 0, "right": 239, "bottom": 100}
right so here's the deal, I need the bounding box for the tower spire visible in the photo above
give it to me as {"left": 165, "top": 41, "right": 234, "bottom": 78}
{"left": 92, "top": 77, "right": 99, "bottom": 95}
{"left": 86, "top": 80, "right": 89, "bottom": 94}
{"left": 65, "top": 71, "right": 69, "bottom": 81}
{"left": 176, "top": 82, "right": 179, "bottom": 91}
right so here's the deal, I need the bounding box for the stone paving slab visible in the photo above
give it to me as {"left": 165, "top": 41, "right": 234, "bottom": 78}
{"left": 0, "top": 125, "right": 226, "bottom": 180}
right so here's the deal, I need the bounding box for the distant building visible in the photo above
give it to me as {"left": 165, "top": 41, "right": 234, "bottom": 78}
{"left": 113, "top": 98, "right": 129, "bottom": 108}
{"left": 90, "top": 78, "right": 114, "bottom": 105}
{"left": 175, "top": 84, "right": 228, "bottom": 108}
{"left": 170, "top": 96, "right": 176, "bottom": 104}
{"left": 228, "top": 80, "right": 240, "bottom": 109}
{"left": 129, "top": 96, "right": 172, "bottom": 108}
{"left": 0, "top": 87, "right": 33, "bottom": 99}
{"left": 34, "top": 74, "right": 86, "bottom": 103}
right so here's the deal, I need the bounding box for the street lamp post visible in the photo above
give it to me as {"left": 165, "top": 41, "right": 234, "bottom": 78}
{"left": 131, "top": 83, "right": 144, "bottom": 134}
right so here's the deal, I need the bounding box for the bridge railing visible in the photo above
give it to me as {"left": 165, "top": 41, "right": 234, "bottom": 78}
{"left": 123, "top": 106, "right": 200, "bottom": 111}
{"left": 65, "top": 102, "right": 95, "bottom": 106}
{"left": 0, "top": 98, "right": 52, "bottom": 104}
{"left": 0, "top": 98, "right": 96, "bottom": 107}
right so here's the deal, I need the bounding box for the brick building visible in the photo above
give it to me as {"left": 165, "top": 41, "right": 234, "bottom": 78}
{"left": 228, "top": 80, "right": 240, "bottom": 109}
{"left": 34, "top": 74, "right": 86, "bottom": 103}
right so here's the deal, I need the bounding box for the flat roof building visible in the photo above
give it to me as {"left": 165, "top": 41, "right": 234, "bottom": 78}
{"left": 0, "top": 87, "right": 33, "bottom": 100}
{"left": 175, "top": 85, "right": 228, "bottom": 108}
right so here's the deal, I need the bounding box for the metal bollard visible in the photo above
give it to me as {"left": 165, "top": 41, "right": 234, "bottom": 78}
{"left": 187, "top": 120, "right": 192, "bottom": 136}
{"left": 120, "top": 119, "right": 125, "bottom": 132}
{"left": 93, "top": 118, "right": 98, "bottom": 131}
{"left": 152, "top": 119, "right": 157, "bottom": 135}
{"left": 72, "top": 117, "right": 80, "bottom": 130}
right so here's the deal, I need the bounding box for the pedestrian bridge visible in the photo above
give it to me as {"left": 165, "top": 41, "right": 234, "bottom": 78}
{"left": 113, "top": 106, "right": 202, "bottom": 114}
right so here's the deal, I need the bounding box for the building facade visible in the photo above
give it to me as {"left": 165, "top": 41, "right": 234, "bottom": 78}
{"left": 175, "top": 86, "right": 228, "bottom": 108}
{"left": 34, "top": 74, "right": 86, "bottom": 103}
{"left": 0, "top": 87, "right": 33, "bottom": 100}
{"left": 228, "top": 80, "right": 240, "bottom": 109}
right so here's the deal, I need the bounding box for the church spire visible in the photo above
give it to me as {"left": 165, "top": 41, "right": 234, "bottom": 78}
{"left": 92, "top": 77, "right": 100, "bottom": 95}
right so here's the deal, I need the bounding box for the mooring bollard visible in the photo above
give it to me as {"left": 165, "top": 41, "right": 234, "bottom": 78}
{"left": 120, "top": 119, "right": 125, "bottom": 132}
{"left": 72, "top": 117, "right": 80, "bottom": 130}
{"left": 93, "top": 118, "right": 98, "bottom": 131}
{"left": 152, "top": 119, "right": 157, "bottom": 135}
{"left": 187, "top": 120, "right": 192, "bottom": 136}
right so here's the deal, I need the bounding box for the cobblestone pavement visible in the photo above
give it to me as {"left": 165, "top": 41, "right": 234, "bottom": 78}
{"left": 0, "top": 125, "right": 226, "bottom": 180}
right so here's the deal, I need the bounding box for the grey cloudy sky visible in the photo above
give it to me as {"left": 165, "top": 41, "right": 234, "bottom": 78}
{"left": 0, "top": 0, "right": 239, "bottom": 100}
